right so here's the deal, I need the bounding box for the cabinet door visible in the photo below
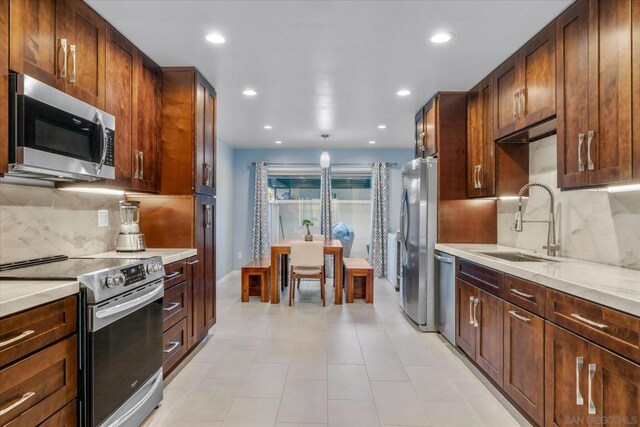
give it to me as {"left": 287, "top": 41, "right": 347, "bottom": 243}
{"left": 633, "top": 0, "right": 640, "bottom": 180}
{"left": 194, "top": 73, "right": 209, "bottom": 195}
{"left": 467, "top": 85, "right": 483, "bottom": 198}
{"left": 186, "top": 254, "right": 204, "bottom": 348}
{"left": 455, "top": 278, "right": 477, "bottom": 358}
{"left": 132, "top": 54, "right": 160, "bottom": 192}
{"left": 204, "top": 200, "right": 216, "bottom": 329}
{"left": 545, "top": 322, "right": 590, "bottom": 427}
{"left": 415, "top": 108, "right": 424, "bottom": 158}
{"left": 589, "top": 344, "right": 640, "bottom": 426}
{"left": 521, "top": 23, "right": 556, "bottom": 128}
{"left": 503, "top": 303, "right": 544, "bottom": 425}
{"left": 556, "top": 0, "right": 590, "bottom": 188}
{"left": 480, "top": 81, "right": 495, "bottom": 196}
{"left": 1, "top": 0, "right": 8, "bottom": 174}
{"left": 9, "top": 0, "right": 66, "bottom": 90}
{"left": 475, "top": 288, "right": 504, "bottom": 387}
{"left": 204, "top": 86, "right": 216, "bottom": 190}
{"left": 65, "top": 0, "right": 105, "bottom": 108}
{"left": 194, "top": 195, "right": 214, "bottom": 342}
{"left": 493, "top": 54, "right": 520, "bottom": 139}
{"left": 423, "top": 100, "right": 437, "bottom": 156}
{"left": 587, "top": 0, "right": 633, "bottom": 185}
{"left": 105, "top": 26, "right": 134, "bottom": 188}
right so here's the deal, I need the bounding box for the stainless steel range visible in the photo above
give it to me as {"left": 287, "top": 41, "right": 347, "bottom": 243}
{"left": 0, "top": 255, "right": 165, "bottom": 427}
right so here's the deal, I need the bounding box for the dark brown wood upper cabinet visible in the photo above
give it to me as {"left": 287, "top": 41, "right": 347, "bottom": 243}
{"left": 467, "top": 76, "right": 495, "bottom": 198}
{"left": 161, "top": 67, "right": 217, "bottom": 196}
{"left": 494, "top": 24, "right": 556, "bottom": 141}
{"left": 557, "top": 0, "right": 633, "bottom": 188}
{"left": 423, "top": 99, "right": 437, "bottom": 156}
{"left": 633, "top": 0, "right": 640, "bottom": 180}
{"left": 414, "top": 107, "right": 424, "bottom": 158}
{"left": 1, "top": 0, "right": 8, "bottom": 175}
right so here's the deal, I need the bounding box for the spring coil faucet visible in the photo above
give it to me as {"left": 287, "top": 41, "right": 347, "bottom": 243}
{"left": 514, "top": 182, "right": 560, "bottom": 257}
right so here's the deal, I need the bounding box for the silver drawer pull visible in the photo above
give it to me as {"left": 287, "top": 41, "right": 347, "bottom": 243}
{"left": 570, "top": 313, "right": 608, "bottom": 330}
{"left": 588, "top": 363, "right": 596, "bottom": 414}
{"left": 509, "top": 310, "right": 531, "bottom": 322}
{"left": 0, "top": 392, "right": 36, "bottom": 416}
{"left": 163, "top": 302, "right": 181, "bottom": 312}
{"left": 510, "top": 288, "right": 534, "bottom": 300}
{"left": 187, "top": 259, "right": 200, "bottom": 265}
{"left": 472, "top": 297, "right": 479, "bottom": 327}
{"left": 0, "top": 330, "right": 35, "bottom": 347}
{"left": 469, "top": 296, "right": 475, "bottom": 325}
{"left": 165, "top": 271, "right": 181, "bottom": 280}
{"left": 576, "top": 356, "right": 584, "bottom": 405}
{"left": 163, "top": 341, "right": 180, "bottom": 354}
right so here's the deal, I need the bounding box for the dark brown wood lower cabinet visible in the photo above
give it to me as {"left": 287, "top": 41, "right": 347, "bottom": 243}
{"left": 475, "top": 288, "right": 504, "bottom": 387}
{"left": 455, "top": 278, "right": 477, "bottom": 357}
{"left": 504, "top": 303, "right": 544, "bottom": 425}
{"left": 40, "top": 400, "right": 76, "bottom": 427}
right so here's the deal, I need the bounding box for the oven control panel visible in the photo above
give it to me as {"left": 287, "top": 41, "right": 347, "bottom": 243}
{"left": 120, "top": 264, "right": 146, "bottom": 285}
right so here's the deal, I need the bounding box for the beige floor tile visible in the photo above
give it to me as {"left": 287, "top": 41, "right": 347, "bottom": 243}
{"left": 239, "top": 363, "right": 289, "bottom": 398}
{"left": 173, "top": 390, "right": 234, "bottom": 422}
{"left": 357, "top": 331, "right": 395, "bottom": 352}
{"left": 198, "top": 377, "right": 244, "bottom": 399}
{"left": 328, "top": 400, "right": 380, "bottom": 426}
{"left": 422, "top": 401, "right": 482, "bottom": 426}
{"left": 363, "top": 351, "right": 409, "bottom": 381}
{"left": 405, "top": 366, "right": 464, "bottom": 402}
{"left": 223, "top": 397, "right": 281, "bottom": 426}
{"left": 277, "top": 379, "right": 328, "bottom": 424}
{"left": 328, "top": 364, "right": 373, "bottom": 400}
{"left": 327, "top": 341, "right": 364, "bottom": 365}
{"left": 370, "top": 381, "right": 431, "bottom": 426}
{"left": 288, "top": 350, "right": 328, "bottom": 379}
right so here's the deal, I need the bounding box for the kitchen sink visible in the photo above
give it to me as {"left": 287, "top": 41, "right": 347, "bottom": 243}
{"left": 476, "top": 251, "right": 558, "bottom": 263}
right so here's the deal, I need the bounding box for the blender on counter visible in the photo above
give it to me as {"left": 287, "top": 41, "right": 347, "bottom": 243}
{"left": 115, "top": 200, "right": 147, "bottom": 252}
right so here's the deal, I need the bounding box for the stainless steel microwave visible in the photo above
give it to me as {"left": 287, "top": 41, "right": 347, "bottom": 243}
{"left": 8, "top": 73, "right": 115, "bottom": 182}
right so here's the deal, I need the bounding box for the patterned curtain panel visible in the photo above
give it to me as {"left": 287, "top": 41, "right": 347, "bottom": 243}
{"left": 252, "top": 162, "right": 271, "bottom": 259}
{"left": 320, "top": 166, "right": 334, "bottom": 277}
{"left": 369, "top": 162, "right": 390, "bottom": 277}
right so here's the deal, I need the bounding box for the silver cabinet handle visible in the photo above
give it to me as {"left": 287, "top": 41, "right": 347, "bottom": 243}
{"left": 472, "top": 297, "right": 479, "bottom": 327}
{"left": 165, "top": 271, "right": 181, "bottom": 280}
{"left": 134, "top": 150, "right": 140, "bottom": 179}
{"left": 477, "top": 164, "right": 482, "bottom": 188}
{"left": 139, "top": 150, "right": 144, "bottom": 180}
{"left": 0, "top": 392, "right": 36, "bottom": 416}
{"left": 434, "top": 254, "right": 453, "bottom": 264}
{"left": 59, "top": 39, "right": 67, "bottom": 78}
{"left": 510, "top": 288, "right": 534, "bottom": 300}
{"left": 513, "top": 90, "right": 518, "bottom": 119}
{"left": 587, "top": 130, "right": 595, "bottom": 170}
{"left": 163, "top": 341, "right": 180, "bottom": 354}
{"left": 204, "top": 205, "right": 213, "bottom": 228}
{"left": 588, "top": 363, "right": 596, "bottom": 414}
{"left": 570, "top": 313, "right": 608, "bottom": 330}
{"left": 576, "top": 356, "right": 584, "bottom": 405}
{"left": 519, "top": 88, "right": 525, "bottom": 118}
{"left": 509, "top": 310, "right": 531, "bottom": 323}
{"left": 469, "top": 296, "right": 475, "bottom": 325}
{"left": 0, "top": 330, "right": 35, "bottom": 347}
{"left": 163, "top": 302, "right": 181, "bottom": 312}
{"left": 187, "top": 259, "right": 200, "bottom": 265}
{"left": 578, "top": 133, "right": 585, "bottom": 172}
{"left": 69, "top": 44, "right": 76, "bottom": 83}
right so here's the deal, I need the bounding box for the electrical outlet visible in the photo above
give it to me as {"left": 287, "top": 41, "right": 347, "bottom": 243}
{"left": 237, "top": 252, "right": 243, "bottom": 260}
{"left": 98, "top": 210, "right": 109, "bottom": 227}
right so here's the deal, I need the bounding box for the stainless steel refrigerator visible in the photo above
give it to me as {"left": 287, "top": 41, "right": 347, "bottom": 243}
{"left": 399, "top": 158, "right": 438, "bottom": 332}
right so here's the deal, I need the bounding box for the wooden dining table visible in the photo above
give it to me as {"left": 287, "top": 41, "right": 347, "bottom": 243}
{"left": 270, "top": 239, "right": 344, "bottom": 304}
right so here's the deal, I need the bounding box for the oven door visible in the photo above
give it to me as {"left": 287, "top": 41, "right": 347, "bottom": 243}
{"left": 87, "top": 281, "right": 163, "bottom": 427}
{"left": 9, "top": 73, "right": 115, "bottom": 181}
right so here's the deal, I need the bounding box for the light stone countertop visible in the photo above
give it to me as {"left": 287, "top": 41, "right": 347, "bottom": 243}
{"left": 0, "top": 248, "right": 196, "bottom": 318}
{"left": 435, "top": 243, "right": 640, "bottom": 317}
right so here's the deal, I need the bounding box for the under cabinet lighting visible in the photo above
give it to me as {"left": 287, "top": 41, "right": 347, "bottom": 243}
{"left": 607, "top": 184, "right": 640, "bottom": 193}
{"left": 59, "top": 187, "right": 125, "bottom": 196}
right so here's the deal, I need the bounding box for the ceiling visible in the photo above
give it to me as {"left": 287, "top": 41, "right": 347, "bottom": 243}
{"left": 87, "top": 0, "right": 572, "bottom": 149}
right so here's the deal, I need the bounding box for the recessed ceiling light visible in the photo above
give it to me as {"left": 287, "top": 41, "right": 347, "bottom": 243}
{"left": 369, "top": 140, "right": 376, "bottom": 144}
{"left": 264, "top": 125, "right": 273, "bottom": 129}
{"left": 243, "top": 89, "right": 257, "bottom": 96}
{"left": 377, "top": 124, "right": 387, "bottom": 129}
{"left": 396, "top": 89, "right": 411, "bottom": 96}
{"left": 275, "top": 140, "right": 283, "bottom": 144}
{"left": 430, "top": 32, "right": 454, "bottom": 44}
{"left": 204, "top": 33, "right": 226, "bottom": 44}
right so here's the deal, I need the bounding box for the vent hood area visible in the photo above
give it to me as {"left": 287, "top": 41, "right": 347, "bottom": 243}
{"left": 496, "top": 117, "right": 557, "bottom": 144}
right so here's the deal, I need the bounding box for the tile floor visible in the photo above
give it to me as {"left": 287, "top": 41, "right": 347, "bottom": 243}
{"left": 144, "top": 275, "right": 529, "bottom": 427}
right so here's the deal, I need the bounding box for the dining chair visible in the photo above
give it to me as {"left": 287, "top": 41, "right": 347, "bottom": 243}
{"left": 289, "top": 241, "right": 326, "bottom": 306}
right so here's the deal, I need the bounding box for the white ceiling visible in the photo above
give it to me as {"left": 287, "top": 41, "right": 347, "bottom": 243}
{"left": 87, "top": 0, "right": 572, "bottom": 149}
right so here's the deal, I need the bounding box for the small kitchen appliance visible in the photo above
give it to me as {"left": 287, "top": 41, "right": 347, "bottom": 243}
{"left": 116, "top": 200, "right": 146, "bottom": 252}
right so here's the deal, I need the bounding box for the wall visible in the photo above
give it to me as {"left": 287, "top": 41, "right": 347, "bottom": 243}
{"left": 0, "top": 183, "right": 121, "bottom": 263}
{"left": 215, "top": 140, "right": 235, "bottom": 280}
{"left": 497, "top": 135, "right": 640, "bottom": 270}
{"left": 232, "top": 148, "right": 414, "bottom": 270}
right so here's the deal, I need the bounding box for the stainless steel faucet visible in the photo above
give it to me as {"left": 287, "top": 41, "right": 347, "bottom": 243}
{"left": 514, "top": 182, "right": 560, "bottom": 257}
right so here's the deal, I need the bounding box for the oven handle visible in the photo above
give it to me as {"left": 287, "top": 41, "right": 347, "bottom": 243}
{"left": 94, "top": 110, "right": 108, "bottom": 175}
{"left": 104, "top": 370, "right": 163, "bottom": 427}
{"left": 95, "top": 283, "right": 163, "bottom": 320}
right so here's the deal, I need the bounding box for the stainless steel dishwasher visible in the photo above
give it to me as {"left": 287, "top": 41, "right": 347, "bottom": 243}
{"left": 434, "top": 251, "right": 455, "bottom": 344}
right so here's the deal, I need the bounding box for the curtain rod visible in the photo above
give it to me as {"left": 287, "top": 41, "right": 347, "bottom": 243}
{"left": 251, "top": 162, "right": 399, "bottom": 167}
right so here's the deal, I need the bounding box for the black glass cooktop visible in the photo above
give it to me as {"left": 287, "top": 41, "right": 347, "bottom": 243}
{"left": 0, "top": 256, "right": 146, "bottom": 280}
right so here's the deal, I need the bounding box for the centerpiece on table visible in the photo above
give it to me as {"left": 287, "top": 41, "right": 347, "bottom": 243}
{"left": 302, "top": 219, "right": 314, "bottom": 241}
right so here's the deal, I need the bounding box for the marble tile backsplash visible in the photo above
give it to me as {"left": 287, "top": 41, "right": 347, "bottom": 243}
{"left": 0, "top": 183, "right": 122, "bottom": 263}
{"left": 497, "top": 135, "right": 640, "bottom": 270}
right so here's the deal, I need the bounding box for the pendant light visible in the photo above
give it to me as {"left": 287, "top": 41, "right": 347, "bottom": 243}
{"left": 320, "top": 134, "right": 330, "bottom": 168}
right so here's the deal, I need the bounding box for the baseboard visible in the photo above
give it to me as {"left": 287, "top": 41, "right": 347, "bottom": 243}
{"left": 217, "top": 270, "right": 239, "bottom": 285}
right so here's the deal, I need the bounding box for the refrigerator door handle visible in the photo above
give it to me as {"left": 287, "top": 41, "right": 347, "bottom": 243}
{"left": 400, "top": 189, "right": 409, "bottom": 252}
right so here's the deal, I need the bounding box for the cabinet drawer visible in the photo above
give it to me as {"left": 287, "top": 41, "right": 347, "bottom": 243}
{"left": 0, "top": 296, "right": 77, "bottom": 368}
{"left": 39, "top": 400, "right": 76, "bottom": 427}
{"left": 164, "top": 260, "right": 187, "bottom": 289}
{"left": 162, "top": 317, "right": 188, "bottom": 376}
{"left": 0, "top": 336, "right": 77, "bottom": 426}
{"left": 163, "top": 281, "right": 188, "bottom": 332}
{"left": 504, "top": 275, "right": 545, "bottom": 317}
{"left": 456, "top": 260, "right": 504, "bottom": 298}
{"left": 546, "top": 289, "right": 639, "bottom": 363}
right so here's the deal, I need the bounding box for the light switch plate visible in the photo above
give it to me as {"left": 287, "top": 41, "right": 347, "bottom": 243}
{"left": 98, "top": 210, "right": 109, "bottom": 227}
{"left": 237, "top": 252, "right": 243, "bottom": 260}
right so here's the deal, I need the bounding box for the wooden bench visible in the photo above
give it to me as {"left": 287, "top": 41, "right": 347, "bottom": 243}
{"left": 343, "top": 258, "right": 374, "bottom": 303}
{"left": 241, "top": 258, "right": 270, "bottom": 302}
